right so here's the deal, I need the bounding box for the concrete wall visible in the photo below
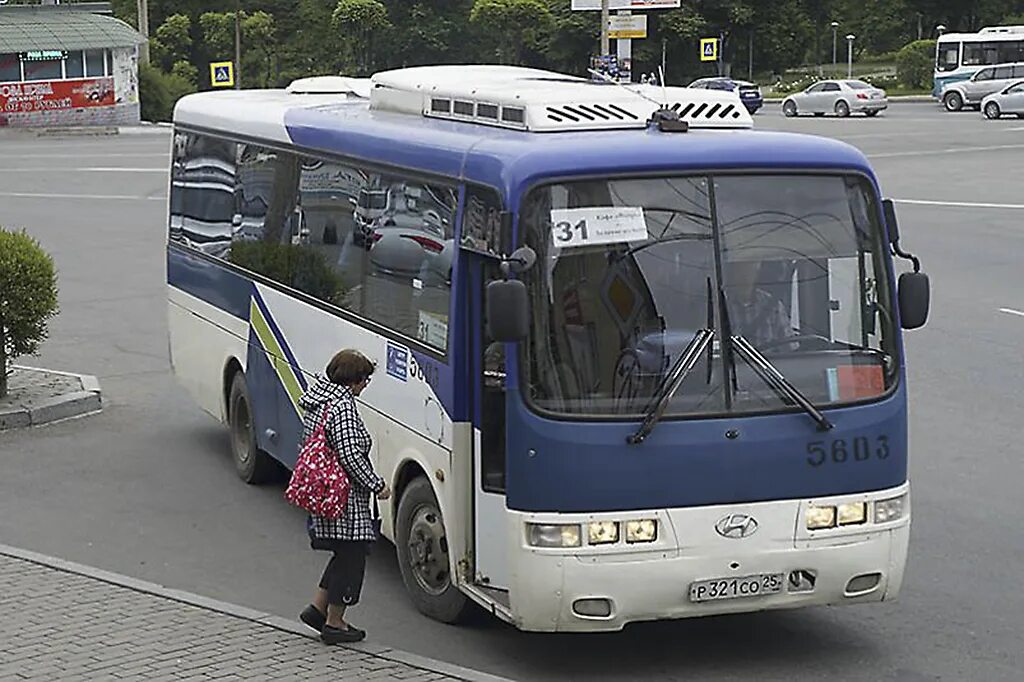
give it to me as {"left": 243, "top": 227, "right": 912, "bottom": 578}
{"left": 0, "top": 46, "right": 140, "bottom": 128}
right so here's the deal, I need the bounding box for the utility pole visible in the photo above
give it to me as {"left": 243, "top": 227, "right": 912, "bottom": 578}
{"left": 234, "top": 0, "right": 242, "bottom": 89}
{"left": 137, "top": 0, "right": 150, "bottom": 66}
{"left": 600, "top": 0, "right": 610, "bottom": 56}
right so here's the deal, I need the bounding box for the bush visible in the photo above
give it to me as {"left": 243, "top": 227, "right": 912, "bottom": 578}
{"left": 229, "top": 241, "right": 346, "bottom": 306}
{"left": 139, "top": 63, "right": 172, "bottom": 122}
{"left": 139, "top": 62, "right": 198, "bottom": 123}
{"left": 896, "top": 40, "right": 936, "bottom": 90}
{"left": 0, "top": 229, "right": 59, "bottom": 398}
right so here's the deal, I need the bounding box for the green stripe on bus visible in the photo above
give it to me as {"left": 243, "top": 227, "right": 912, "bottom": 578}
{"left": 249, "top": 298, "right": 304, "bottom": 415}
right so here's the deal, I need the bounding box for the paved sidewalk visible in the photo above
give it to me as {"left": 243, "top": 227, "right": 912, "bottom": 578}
{"left": 0, "top": 545, "right": 510, "bottom": 682}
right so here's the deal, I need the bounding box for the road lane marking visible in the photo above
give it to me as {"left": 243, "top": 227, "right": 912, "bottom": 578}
{"left": 999, "top": 308, "right": 1024, "bottom": 318}
{"left": 894, "top": 199, "right": 1024, "bottom": 210}
{"left": 0, "top": 192, "right": 165, "bottom": 201}
{"left": 1, "top": 153, "right": 169, "bottom": 158}
{"left": 0, "top": 167, "right": 166, "bottom": 172}
{"left": 869, "top": 143, "right": 1024, "bottom": 158}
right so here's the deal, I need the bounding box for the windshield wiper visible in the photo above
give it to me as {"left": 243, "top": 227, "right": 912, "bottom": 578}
{"left": 628, "top": 278, "right": 717, "bottom": 445}
{"left": 626, "top": 327, "right": 714, "bottom": 445}
{"left": 730, "top": 335, "right": 834, "bottom": 432}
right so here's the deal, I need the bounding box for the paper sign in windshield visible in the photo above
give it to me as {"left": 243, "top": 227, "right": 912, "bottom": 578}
{"left": 550, "top": 207, "right": 648, "bottom": 249}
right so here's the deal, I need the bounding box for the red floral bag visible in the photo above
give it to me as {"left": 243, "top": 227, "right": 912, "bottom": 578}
{"left": 284, "top": 406, "right": 351, "bottom": 519}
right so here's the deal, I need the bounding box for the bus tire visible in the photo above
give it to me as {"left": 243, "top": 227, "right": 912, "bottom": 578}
{"left": 944, "top": 91, "right": 963, "bottom": 112}
{"left": 835, "top": 100, "right": 850, "bottom": 117}
{"left": 396, "top": 477, "right": 470, "bottom": 623}
{"left": 984, "top": 102, "right": 1001, "bottom": 119}
{"left": 228, "top": 372, "right": 275, "bottom": 484}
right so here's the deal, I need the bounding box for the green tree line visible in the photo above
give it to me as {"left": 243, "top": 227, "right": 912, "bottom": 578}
{"left": 108, "top": 0, "right": 1024, "bottom": 118}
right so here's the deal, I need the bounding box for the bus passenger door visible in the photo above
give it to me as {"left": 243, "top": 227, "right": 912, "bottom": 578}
{"left": 474, "top": 262, "right": 509, "bottom": 590}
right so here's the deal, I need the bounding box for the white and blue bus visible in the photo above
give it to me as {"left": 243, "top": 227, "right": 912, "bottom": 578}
{"left": 934, "top": 25, "right": 1024, "bottom": 96}
{"left": 168, "top": 65, "right": 931, "bottom": 632}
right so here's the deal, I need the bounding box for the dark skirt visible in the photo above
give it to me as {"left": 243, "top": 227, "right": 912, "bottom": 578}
{"left": 313, "top": 538, "right": 370, "bottom": 607}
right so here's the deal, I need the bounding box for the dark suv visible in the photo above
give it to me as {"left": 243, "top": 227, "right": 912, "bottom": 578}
{"left": 688, "top": 77, "right": 763, "bottom": 114}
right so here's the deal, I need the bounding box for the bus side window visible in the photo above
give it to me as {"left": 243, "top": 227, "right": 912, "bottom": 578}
{"left": 291, "top": 156, "right": 458, "bottom": 352}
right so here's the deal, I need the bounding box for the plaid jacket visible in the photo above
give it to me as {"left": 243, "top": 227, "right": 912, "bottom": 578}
{"left": 299, "top": 376, "right": 385, "bottom": 542}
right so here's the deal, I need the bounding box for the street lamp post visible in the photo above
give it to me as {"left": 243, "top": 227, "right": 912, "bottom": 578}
{"left": 846, "top": 34, "right": 855, "bottom": 79}
{"left": 831, "top": 21, "right": 839, "bottom": 76}
{"left": 936, "top": 24, "right": 947, "bottom": 37}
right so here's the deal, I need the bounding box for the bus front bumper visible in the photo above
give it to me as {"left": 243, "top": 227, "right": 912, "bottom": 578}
{"left": 506, "top": 485, "right": 910, "bottom": 632}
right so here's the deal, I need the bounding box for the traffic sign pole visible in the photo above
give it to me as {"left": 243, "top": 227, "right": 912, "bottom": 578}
{"left": 600, "top": 0, "right": 609, "bottom": 56}
{"left": 616, "top": 10, "right": 631, "bottom": 83}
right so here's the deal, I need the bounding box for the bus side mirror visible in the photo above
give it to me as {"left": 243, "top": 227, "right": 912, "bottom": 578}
{"left": 487, "top": 279, "right": 529, "bottom": 342}
{"left": 898, "top": 272, "right": 930, "bottom": 329}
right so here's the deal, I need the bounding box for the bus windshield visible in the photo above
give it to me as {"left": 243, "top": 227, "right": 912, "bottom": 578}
{"left": 520, "top": 173, "right": 897, "bottom": 419}
{"left": 936, "top": 41, "right": 961, "bottom": 72}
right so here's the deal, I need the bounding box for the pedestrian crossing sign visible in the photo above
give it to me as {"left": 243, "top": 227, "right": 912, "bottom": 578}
{"left": 210, "top": 61, "right": 235, "bottom": 88}
{"left": 700, "top": 38, "right": 719, "bottom": 62}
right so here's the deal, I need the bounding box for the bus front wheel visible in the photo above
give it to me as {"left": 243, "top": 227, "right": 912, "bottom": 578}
{"left": 228, "top": 372, "right": 275, "bottom": 484}
{"left": 396, "top": 477, "right": 470, "bottom": 623}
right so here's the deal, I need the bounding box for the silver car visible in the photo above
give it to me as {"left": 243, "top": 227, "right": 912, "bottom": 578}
{"left": 981, "top": 79, "right": 1024, "bottom": 119}
{"left": 942, "top": 63, "right": 1024, "bottom": 112}
{"left": 782, "top": 79, "right": 888, "bottom": 118}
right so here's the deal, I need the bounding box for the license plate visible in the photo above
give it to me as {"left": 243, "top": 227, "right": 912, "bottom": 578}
{"left": 688, "top": 573, "right": 784, "bottom": 603}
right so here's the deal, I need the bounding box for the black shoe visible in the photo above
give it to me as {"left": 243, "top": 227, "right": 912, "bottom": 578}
{"left": 321, "top": 624, "right": 366, "bottom": 644}
{"left": 300, "top": 605, "right": 326, "bottom": 633}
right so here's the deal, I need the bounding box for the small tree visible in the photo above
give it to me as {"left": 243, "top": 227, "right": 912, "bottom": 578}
{"left": 470, "top": 0, "right": 553, "bottom": 65}
{"left": 332, "top": 0, "right": 391, "bottom": 76}
{"left": 896, "top": 39, "right": 936, "bottom": 90}
{"left": 0, "top": 229, "right": 59, "bottom": 398}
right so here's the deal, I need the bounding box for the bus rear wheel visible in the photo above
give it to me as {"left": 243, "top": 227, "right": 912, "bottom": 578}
{"left": 396, "top": 477, "right": 470, "bottom": 623}
{"left": 228, "top": 372, "right": 275, "bottom": 484}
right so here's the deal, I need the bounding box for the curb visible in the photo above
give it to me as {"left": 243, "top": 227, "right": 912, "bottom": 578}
{"left": 0, "top": 365, "right": 102, "bottom": 430}
{"left": 0, "top": 543, "right": 516, "bottom": 682}
{"left": 0, "top": 123, "right": 171, "bottom": 138}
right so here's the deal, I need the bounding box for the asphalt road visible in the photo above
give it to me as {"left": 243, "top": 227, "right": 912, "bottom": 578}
{"left": 1, "top": 103, "right": 1023, "bottom": 681}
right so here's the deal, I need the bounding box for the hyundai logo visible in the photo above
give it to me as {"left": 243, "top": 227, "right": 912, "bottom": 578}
{"left": 715, "top": 513, "right": 759, "bottom": 539}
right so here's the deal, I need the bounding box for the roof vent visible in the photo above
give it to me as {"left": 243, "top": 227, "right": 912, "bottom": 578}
{"left": 367, "top": 65, "right": 752, "bottom": 132}
{"left": 286, "top": 76, "right": 371, "bottom": 98}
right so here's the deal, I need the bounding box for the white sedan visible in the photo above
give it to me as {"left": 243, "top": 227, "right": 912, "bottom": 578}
{"left": 981, "top": 80, "right": 1024, "bottom": 119}
{"left": 782, "top": 79, "right": 888, "bottom": 118}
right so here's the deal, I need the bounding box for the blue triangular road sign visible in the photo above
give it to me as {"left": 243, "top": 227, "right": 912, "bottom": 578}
{"left": 215, "top": 66, "right": 229, "bottom": 82}
{"left": 703, "top": 42, "right": 715, "bottom": 57}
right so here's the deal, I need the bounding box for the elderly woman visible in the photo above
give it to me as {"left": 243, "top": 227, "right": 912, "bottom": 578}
{"left": 297, "top": 349, "right": 390, "bottom": 645}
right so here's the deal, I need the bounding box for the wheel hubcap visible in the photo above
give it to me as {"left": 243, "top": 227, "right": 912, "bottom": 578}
{"left": 232, "top": 398, "right": 252, "bottom": 465}
{"left": 407, "top": 504, "right": 449, "bottom": 596}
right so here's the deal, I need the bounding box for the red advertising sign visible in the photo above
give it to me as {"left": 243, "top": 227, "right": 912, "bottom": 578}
{"left": 0, "top": 77, "right": 115, "bottom": 114}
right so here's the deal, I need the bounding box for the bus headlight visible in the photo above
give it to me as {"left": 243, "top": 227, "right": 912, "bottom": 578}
{"left": 806, "top": 505, "right": 836, "bottom": 530}
{"left": 587, "top": 521, "right": 619, "bottom": 545}
{"left": 527, "top": 523, "right": 581, "bottom": 548}
{"left": 874, "top": 494, "right": 907, "bottom": 523}
{"left": 625, "top": 519, "right": 657, "bottom": 543}
{"left": 837, "top": 502, "right": 867, "bottom": 526}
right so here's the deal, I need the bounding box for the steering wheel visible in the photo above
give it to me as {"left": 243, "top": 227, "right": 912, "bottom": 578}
{"left": 753, "top": 333, "right": 833, "bottom": 352}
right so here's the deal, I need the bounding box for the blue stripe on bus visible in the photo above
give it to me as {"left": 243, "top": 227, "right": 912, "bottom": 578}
{"left": 244, "top": 331, "right": 303, "bottom": 467}
{"left": 167, "top": 246, "right": 252, "bottom": 321}
{"left": 251, "top": 290, "right": 309, "bottom": 392}
{"left": 504, "top": 384, "right": 908, "bottom": 512}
